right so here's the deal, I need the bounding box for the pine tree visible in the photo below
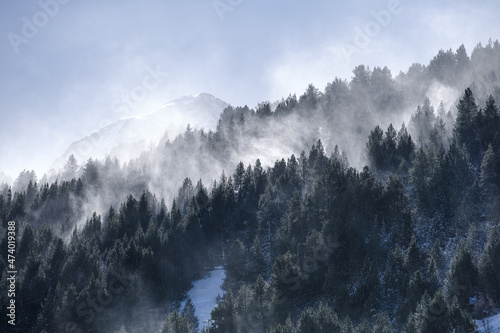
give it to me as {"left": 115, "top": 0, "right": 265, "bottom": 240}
{"left": 178, "top": 178, "right": 194, "bottom": 215}
{"left": 297, "top": 303, "right": 341, "bottom": 333}
{"left": 480, "top": 144, "right": 500, "bottom": 219}
{"left": 455, "top": 44, "right": 470, "bottom": 76}
{"left": 447, "top": 296, "right": 477, "bottom": 332}
{"left": 18, "top": 225, "right": 36, "bottom": 268}
{"left": 480, "top": 96, "right": 500, "bottom": 150}
{"left": 366, "top": 125, "right": 385, "bottom": 171}
{"left": 225, "top": 239, "right": 247, "bottom": 283}
{"left": 383, "top": 245, "right": 408, "bottom": 302}
{"left": 269, "top": 315, "right": 296, "bottom": 333}
{"left": 63, "top": 154, "right": 79, "bottom": 180}
{"left": 138, "top": 191, "right": 152, "bottom": 231}
{"left": 373, "top": 312, "right": 393, "bottom": 333}
{"left": 233, "top": 162, "right": 246, "bottom": 195}
{"left": 397, "top": 122, "right": 416, "bottom": 171}
{"left": 47, "top": 238, "right": 67, "bottom": 289}
{"left": 406, "top": 234, "right": 422, "bottom": 274}
{"left": 254, "top": 274, "right": 266, "bottom": 310}
{"left": 409, "top": 98, "right": 435, "bottom": 146}
{"left": 271, "top": 251, "right": 300, "bottom": 321}
{"left": 182, "top": 298, "right": 199, "bottom": 333}
{"left": 160, "top": 310, "right": 192, "bottom": 333}
{"left": 454, "top": 88, "right": 480, "bottom": 163}
{"left": 410, "top": 147, "right": 431, "bottom": 212}
{"left": 384, "top": 176, "right": 412, "bottom": 247}
{"left": 406, "top": 270, "right": 427, "bottom": 320}
{"left": 446, "top": 243, "right": 478, "bottom": 309}
{"left": 478, "top": 226, "right": 500, "bottom": 302}
{"left": 247, "top": 236, "right": 266, "bottom": 281}
{"left": 422, "top": 289, "right": 449, "bottom": 333}
{"left": 384, "top": 123, "right": 398, "bottom": 171}
{"left": 210, "top": 290, "right": 236, "bottom": 332}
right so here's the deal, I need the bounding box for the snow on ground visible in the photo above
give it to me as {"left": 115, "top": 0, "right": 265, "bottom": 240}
{"left": 476, "top": 313, "right": 500, "bottom": 332}
{"left": 182, "top": 267, "right": 226, "bottom": 332}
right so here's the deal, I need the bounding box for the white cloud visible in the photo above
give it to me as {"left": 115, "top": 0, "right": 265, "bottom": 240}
{"left": 267, "top": 43, "right": 352, "bottom": 101}
{"left": 2, "top": 0, "right": 500, "bottom": 179}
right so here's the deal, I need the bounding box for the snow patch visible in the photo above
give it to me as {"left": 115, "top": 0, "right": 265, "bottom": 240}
{"left": 476, "top": 312, "right": 500, "bottom": 332}
{"left": 54, "top": 93, "right": 228, "bottom": 169}
{"left": 181, "top": 267, "right": 226, "bottom": 332}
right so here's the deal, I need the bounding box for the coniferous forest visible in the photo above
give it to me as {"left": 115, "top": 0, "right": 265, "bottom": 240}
{"left": 2, "top": 41, "right": 500, "bottom": 332}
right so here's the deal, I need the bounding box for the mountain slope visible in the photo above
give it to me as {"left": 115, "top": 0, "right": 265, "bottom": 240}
{"left": 55, "top": 93, "right": 228, "bottom": 167}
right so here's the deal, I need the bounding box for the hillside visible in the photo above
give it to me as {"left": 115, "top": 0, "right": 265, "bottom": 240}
{"left": 1, "top": 41, "right": 500, "bottom": 333}
{"left": 54, "top": 93, "right": 228, "bottom": 171}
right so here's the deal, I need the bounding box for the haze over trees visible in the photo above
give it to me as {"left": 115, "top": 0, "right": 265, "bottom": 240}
{"left": 1, "top": 41, "right": 500, "bottom": 332}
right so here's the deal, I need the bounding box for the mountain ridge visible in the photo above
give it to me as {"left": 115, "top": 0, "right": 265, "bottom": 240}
{"left": 54, "top": 93, "right": 229, "bottom": 167}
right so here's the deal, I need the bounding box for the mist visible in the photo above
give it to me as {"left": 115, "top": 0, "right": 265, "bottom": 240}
{"left": 2, "top": 0, "right": 500, "bottom": 181}
{"left": 2, "top": 0, "right": 500, "bottom": 331}
{"left": 7, "top": 40, "right": 500, "bottom": 222}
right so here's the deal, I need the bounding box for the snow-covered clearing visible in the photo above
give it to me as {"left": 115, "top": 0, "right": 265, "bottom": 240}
{"left": 476, "top": 312, "right": 500, "bottom": 332}
{"left": 182, "top": 267, "right": 226, "bottom": 332}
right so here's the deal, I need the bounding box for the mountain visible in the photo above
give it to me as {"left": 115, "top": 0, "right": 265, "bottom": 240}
{"left": 55, "top": 93, "right": 228, "bottom": 167}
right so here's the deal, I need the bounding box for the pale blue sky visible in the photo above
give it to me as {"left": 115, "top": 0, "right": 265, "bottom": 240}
{"left": 1, "top": 0, "right": 499, "bottom": 179}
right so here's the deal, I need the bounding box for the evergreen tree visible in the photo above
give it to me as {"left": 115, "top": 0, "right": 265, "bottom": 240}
{"left": 481, "top": 95, "right": 500, "bottom": 149}
{"left": 446, "top": 243, "right": 478, "bottom": 309}
{"left": 373, "top": 312, "right": 393, "bottom": 333}
{"left": 138, "top": 191, "right": 152, "bottom": 231}
{"left": 297, "top": 303, "right": 341, "bottom": 333}
{"left": 384, "top": 123, "right": 398, "bottom": 171}
{"left": 480, "top": 144, "right": 500, "bottom": 219}
{"left": 406, "top": 234, "right": 422, "bottom": 274}
{"left": 406, "top": 270, "right": 428, "bottom": 320}
{"left": 182, "top": 298, "right": 199, "bottom": 333}
{"left": 225, "top": 239, "right": 247, "bottom": 283}
{"left": 366, "top": 125, "right": 385, "bottom": 171}
{"left": 247, "top": 236, "right": 266, "bottom": 281}
{"left": 160, "top": 310, "right": 192, "bottom": 333}
{"left": 455, "top": 44, "right": 470, "bottom": 76}
{"left": 478, "top": 226, "right": 500, "bottom": 302}
{"left": 397, "top": 122, "right": 416, "bottom": 171}
{"left": 210, "top": 290, "right": 236, "bottom": 332}
{"left": 269, "top": 315, "right": 296, "bottom": 333}
{"left": 63, "top": 154, "right": 79, "bottom": 180}
{"left": 454, "top": 88, "right": 480, "bottom": 163}
{"left": 271, "top": 252, "right": 299, "bottom": 321}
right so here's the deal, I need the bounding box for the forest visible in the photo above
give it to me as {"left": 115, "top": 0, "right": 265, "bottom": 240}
{"left": 1, "top": 40, "right": 500, "bottom": 332}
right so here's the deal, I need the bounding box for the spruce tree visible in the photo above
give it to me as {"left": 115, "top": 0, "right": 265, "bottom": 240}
{"left": 182, "top": 298, "right": 199, "bottom": 333}
{"left": 446, "top": 243, "right": 478, "bottom": 309}
{"left": 160, "top": 311, "right": 192, "bottom": 333}
{"left": 454, "top": 88, "right": 480, "bottom": 162}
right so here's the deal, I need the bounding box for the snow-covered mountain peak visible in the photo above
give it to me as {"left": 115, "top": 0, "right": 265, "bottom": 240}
{"left": 54, "top": 93, "right": 229, "bottom": 168}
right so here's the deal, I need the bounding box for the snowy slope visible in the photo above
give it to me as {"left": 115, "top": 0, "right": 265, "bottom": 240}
{"left": 181, "top": 267, "right": 226, "bottom": 332}
{"left": 54, "top": 93, "right": 228, "bottom": 167}
{"left": 476, "top": 313, "right": 500, "bottom": 332}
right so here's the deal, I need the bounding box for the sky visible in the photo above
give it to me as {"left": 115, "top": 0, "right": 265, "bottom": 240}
{"left": 0, "top": 0, "right": 499, "bottom": 181}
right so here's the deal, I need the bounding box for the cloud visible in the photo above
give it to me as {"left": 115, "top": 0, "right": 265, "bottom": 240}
{"left": 267, "top": 44, "right": 351, "bottom": 102}
{"left": 2, "top": 0, "right": 500, "bottom": 180}
{"left": 412, "top": 3, "right": 500, "bottom": 58}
